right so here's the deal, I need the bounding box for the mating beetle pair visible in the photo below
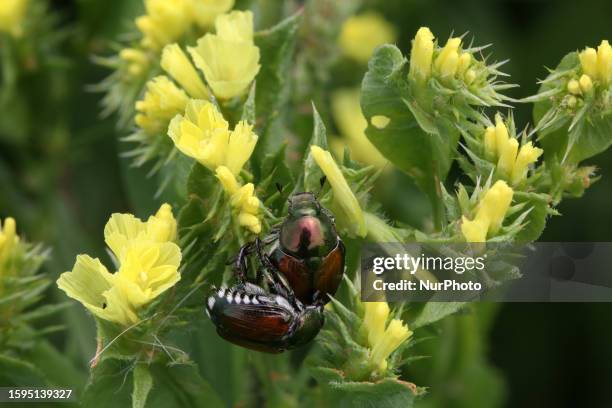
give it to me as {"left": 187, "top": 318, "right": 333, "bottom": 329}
{"left": 206, "top": 192, "right": 345, "bottom": 353}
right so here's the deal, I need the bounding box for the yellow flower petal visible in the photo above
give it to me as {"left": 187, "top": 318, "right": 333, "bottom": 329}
{"left": 475, "top": 180, "right": 513, "bottom": 236}
{"left": 189, "top": 0, "right": 234, "bottom": 28}
{"left": 0, "top": 0, "right": 28, "bottom": 38}
{"left": 331, "top": 88, "right": 387, "bottom": 167}
{"left": 215, "top": 10, "right": 254, "bottom": 43}
{"left": 409, "top": 27, "right": 434, "bottom": 82}
{"left": 189, "top": 34, "right": 260, "bottom": 99}
{"left": 137, "top": 0, "right": 191, "bottom": 51}
{"left": 579, "top": 47, "right": 598, "bottom": 79}
{"left": 161, "top": 44, "right": 209, "bottom": 99}
{"left": 362, "top": 302, "right": 390, "bottom": 348}
{"left": 216, "top": 165, "right": 240, "bottom": 195}
{"left": 57, "top": 255, "right": 138, "bottom": 326}
{"left": 226, "top": 121, "right": 258, "bottom": 175}
{"left": 511, "top": 142, "right": 543, "bottom": 185}
{"left": 461, "top": 216, "right": 489, "bottom": 243}
{"left": 338, "top": 12, "right": 396, "bottom": 64}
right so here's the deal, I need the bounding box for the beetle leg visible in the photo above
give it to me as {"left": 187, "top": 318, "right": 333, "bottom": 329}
{"left": 235, "top": 242, "right": 255, "bottom": 282}
{"left": 255, "top": 237, "right": 298, "bottom": 305}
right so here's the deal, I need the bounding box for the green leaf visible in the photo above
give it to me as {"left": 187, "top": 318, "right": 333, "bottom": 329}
{"left": 252, "top": 12, "right": 302, "bottom": 165}
{"left": 132, "top": 365, "right": 153, "bottom": 408}
{"left": 83, "top": 359, "right": 225, "bottom": 408}
{"left": 409, "top": 302, "right": 466, "bottom": 329}
{"left": 303, "top": 104, "right": 329, "bottom": 193}
{"left": 0, "top": 353, "right": 47, "bottom": 387}
{"left": 241, "top": 82, "right": 256, "bottom": 124}
{"left": 361, "top": 45, "right": 459, "bottom": 228}
{"left": 512, "top": 191, "right": 550, "bottom": 242}
{"left": 81, "top": 359, "right": 133, "bottom": 408}
{"left": 326, "top": 377, "right": 423, "bottom": 408}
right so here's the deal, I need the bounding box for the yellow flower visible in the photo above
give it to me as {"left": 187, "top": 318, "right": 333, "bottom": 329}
{"left": 215, "top": 9, "right": 254, "bottom": 43}
{"left": 113, "top": 242, "right": 181, "bottom": 309}
{"left": 338, "top": 12, "right": 397, "bottom": 64}
{"left": 461, "top": 181, "right": 513, "bottom": 242}
{"left": 215, "top": 166, "right": 262, "bottom": 234}
{"left": 483, "top": 115, "right": 543, "bottom": 185}
{"left": 189, "top": 10, "right": 260, "bottom": 99}
{"left": 104, "top": 203, "right": 177, "bottom": 263}
{"left": 57, "top": 255, "right": 139, "bottom": 326}
{"left": 460, "top": 216, "right": 489, "bottom": 243}
{"left": 168, "top": 100, "right": 257, "bottom": 175}
{"left": 434, "top": 37, "right": 461, "bottom": 78}
{"left": 136, "top": 0, "right": 192, "bottom": 51}
{"left": 496, "top": 137, "right": 518, "bottom": 178}
{"left": 362, "top": 302, "right": 389, "bottom": 348}
{"left": 135, "top": 76, "right": 189, "bottom": 135}
{"left": 510, "top": 142, "right": 543, "bottom": 185}
{"left": 409, "top": 27, "right": 435, "bottom": 82}
{"left": 57, "top": 204, "right": 181, "bottom": 326}
{"left": 596, "top": 40, "right": 612, "bottom": 85}
{"left": 580, "top": 47, "right": 598, "bottom": 78}
{"left": 161, "top": 44, "right": 210, "bottom": 99}
{"left": 0, "top": 217, "right": 19, "bottom": 266}
{"left": 579, "top": 41, "right": 612, "bottom": 85}
{"left": 119, "top": 48, "right": 149, "bottom": 77}
{"left": 225, "top": 121, "right": 258, "bottom": 176}
{"left": 0, "top": 0, "right": 28, "bottom": 38}
{"left": 330, "top": 88, "right": 387, "bottom": 167}
{"left": 457, "top": 52, "right": 472, "bottom": 76}
{"left": 310, "top": 146, "right": 366, "bottom": 237}
{"left": 362, "top": 302, "right": 412, "bottom": 371}
{"left": 189, "top": 0, "right": 234, "bottom": 28}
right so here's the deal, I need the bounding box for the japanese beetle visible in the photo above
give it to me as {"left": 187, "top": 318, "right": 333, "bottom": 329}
{"left": 206, "top": 192, "right": 344, "bottom": 353}
{"left": 206, "top": 283, "right": 324, "bottom": 353}
{"left": 237, "top": 192, "right": 345, "bottom": 306}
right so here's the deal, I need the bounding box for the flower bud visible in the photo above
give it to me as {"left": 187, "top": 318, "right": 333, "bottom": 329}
{"left": 477, "top": 180, "right": 513, "bottom": 236}
{"left": 310, "top": 146, "right": 366, "bottom": 237}
{"left": 362, "top": 302, "right": 390, "bottom": 348}
{"left": 497, "top": 138, "right": 519, "bottom": 179}
{"left": 457, "top": 52, "right": 472, "bottom": 75}
{"left": 434, "top": 37, "right": 461, "bottom": 72}
{"left": 161, "top": 44, "right": 209, "bottom": 99}
{"left": 464, "top": 69, "right": 477, "bottom": 84}
{"left": 579, "top": 74, "right": 593, "bottom": 93}
{"left": 579, "top": 47, "right": 598, "bottom": 78}
{"left": 461, "top": 216, "right": 488, "bottom": 243}
{"left": 494, "top": 114, "right": 509, "bottom": 150}
{"left": 190, "top": 0, "right": 234, "bottom": 29}
{"left": 567, "top": 79, "right": 581, "bottom": 95}
{"left": 409, "top": 27, "right": 435, "bottom": 82}
{"left": 597, "top": 40, "right": 612, "bottom": 85}
{"left": 439, "top": 50, "right": 459, "bottom": 78}
{"left": 238, "top": 213, "right": 261, "bottom": 234}
{"left": 484, "top": 126, "right": 497, "bottom": 161}
{"left": 215, "top": 166, "right": 240, "bottom": 195}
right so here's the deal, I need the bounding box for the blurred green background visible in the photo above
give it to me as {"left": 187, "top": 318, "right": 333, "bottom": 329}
{"left": 1, "top": 0, "right": 611, "bottom": 407}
